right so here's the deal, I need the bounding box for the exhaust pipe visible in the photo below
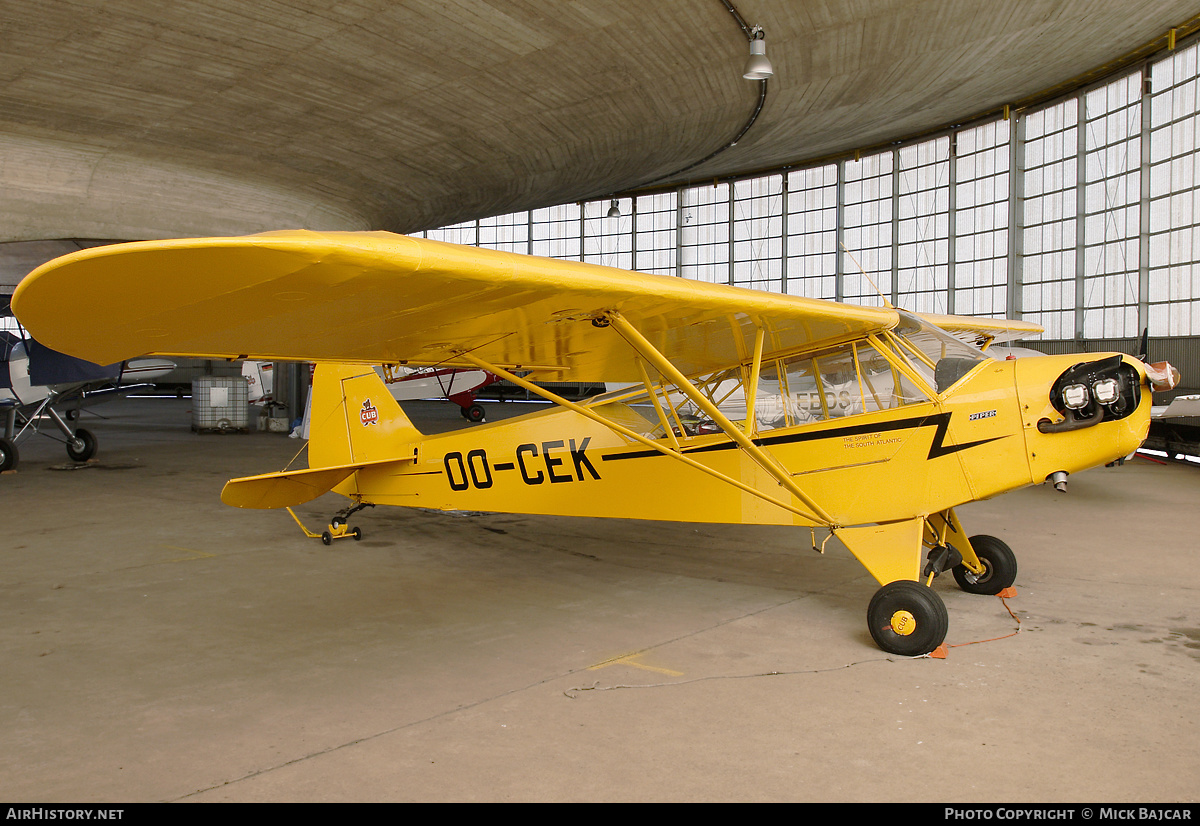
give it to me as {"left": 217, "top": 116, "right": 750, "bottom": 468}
{"left": 1048, "top": 471, "right": 1069, "bottom": 492}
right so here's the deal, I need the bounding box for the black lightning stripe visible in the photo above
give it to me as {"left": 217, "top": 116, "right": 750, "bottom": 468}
{"left": 600, "top": 411, "right": 1004, "bottom": 463}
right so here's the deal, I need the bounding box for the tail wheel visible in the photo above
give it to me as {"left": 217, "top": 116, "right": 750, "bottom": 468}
{"left": 953, "top": 535, "right": 1017, "bottom": 595}
{"left": 66, "top": 428, "right": 97, "bottom": 462}
{"left": 867, "top": 580, "right": 948, "bottom": 656}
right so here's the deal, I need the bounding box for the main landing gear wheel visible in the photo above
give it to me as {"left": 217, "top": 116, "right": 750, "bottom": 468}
{"left": 867, "top": 580, "right": 949, "bottom": 656}
{"left": 65, "top": 428, "right": 97, "bottom": 462}
{"left": 952, "top": 535, "right": 1017, "bottom": 595}
{"left": 461, "top": 403, "right": 486, "bottom": 422}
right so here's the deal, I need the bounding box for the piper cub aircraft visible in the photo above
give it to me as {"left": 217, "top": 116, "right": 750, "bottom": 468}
{"left": 12, "top": 231, "right": 1179, "bottom": 656}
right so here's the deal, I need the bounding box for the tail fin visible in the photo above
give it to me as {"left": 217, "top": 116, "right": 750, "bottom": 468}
{"left": 308, "top": 363, "right": 423, "bottom": 468}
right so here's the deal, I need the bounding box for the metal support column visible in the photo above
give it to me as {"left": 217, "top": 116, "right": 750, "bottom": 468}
{"left": 1007, "top": 109, "right": 1027, "bottom": 320}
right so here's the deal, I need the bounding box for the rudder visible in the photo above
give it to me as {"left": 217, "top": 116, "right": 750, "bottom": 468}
{"left": 308, "top": 363, "right": 423, "bottom": 468}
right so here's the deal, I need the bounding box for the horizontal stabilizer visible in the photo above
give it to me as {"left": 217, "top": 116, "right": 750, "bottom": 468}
{"left": 221, "top": 456, "right": 413, "bottom": 509}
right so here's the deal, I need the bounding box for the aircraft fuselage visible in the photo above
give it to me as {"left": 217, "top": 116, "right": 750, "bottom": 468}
{"left": 340, "top": 352, "right": 1152, "bottom": 529}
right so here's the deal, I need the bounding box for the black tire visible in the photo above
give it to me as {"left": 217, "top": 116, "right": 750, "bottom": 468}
{"left": 66, "top": 428, "right": 97, "bottom": 462}
{"left": 867, "top": 580, "right": 949, "bottom": 656}
{"left": 464, "top": 403, "right": 485, "bottom": 423}
{"left": 352, "top": 527, "right": 362, "bottom": 541}
{"left": 953, "top": 534, "right": 1017, "bottom": 595}
{"left": 0, "top": 437, "right": 17, "bottom": 472}
{"left": 321, "top": 531, "right": 332, "bottom": 546}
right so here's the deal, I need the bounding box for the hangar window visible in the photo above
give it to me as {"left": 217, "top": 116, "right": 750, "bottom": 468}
{"left": 1149, "top": 39, "right": 1200, "bottom": 335}
{"left": 479, "top": 213, "right": 528, "bottom": 254}
{"left": 634, "top": 192, "right": 678, "bottom": 276}
{"left": 841, "top": 152, "right": 894, "bottom": 306}
{"left": 532, "top": 204, "right": 582, "bottom": 260}
{"left": 732, "top": 176, "right": 785, "bottom": 293}
{"left": 785, "top": 164, "right": 838, "bottom": 300}
{"left": 897, "top": 137, "right": 951, "bottom": 314}
{"left": 954, "top": 119, "right": 1010, "bottom": 317}
{"left": 680, "top": 183, "right": 731, "bottom": 284}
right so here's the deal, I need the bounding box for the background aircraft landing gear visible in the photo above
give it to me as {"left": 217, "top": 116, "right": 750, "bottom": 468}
{"left": 953, "top": 535, "right": 1017, "bottom": 595}
{"left": 65, "top": 428, "right": 97, "bottom": 462}
{"left": 0, "top": 437, "right": 16, "bottom": 471}
{"left": 460, "top": 403, "right": 486, "bottom": 422}
{"left": 867, "top": 580, "right": 949, "bottom": 656}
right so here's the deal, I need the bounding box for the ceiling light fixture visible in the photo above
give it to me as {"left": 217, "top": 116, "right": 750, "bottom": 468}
{"left": 743, "top": 25, "right": 772, "bottom": 80}
{"left": 595, "top": 2, "right": 770, "bottom": 200}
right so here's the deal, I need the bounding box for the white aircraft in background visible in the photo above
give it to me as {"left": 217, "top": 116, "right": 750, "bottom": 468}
{"left": 378, "top": 364, "right": 500, "bottom": 422}
{"left": 1, "top": 316, "right": 174, "bottom": 471}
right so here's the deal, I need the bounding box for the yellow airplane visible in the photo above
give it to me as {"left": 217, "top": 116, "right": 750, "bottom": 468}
{"left": 12, "top": 231, "right": 1181, "bottom": 656}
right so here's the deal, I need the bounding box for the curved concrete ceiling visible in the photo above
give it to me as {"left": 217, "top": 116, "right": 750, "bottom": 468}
{"left": 2, "top": 0, "right": 1199, "bottom": 243}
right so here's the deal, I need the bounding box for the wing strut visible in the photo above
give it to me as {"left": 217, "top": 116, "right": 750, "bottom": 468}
{"left": 456, "top": 352, "right": 833, "bottom": 525}
{"left": 604, "top": 311, "right": 837, "bottom": 527}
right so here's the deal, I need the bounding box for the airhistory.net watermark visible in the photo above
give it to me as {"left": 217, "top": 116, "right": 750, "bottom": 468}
{"left": 5, "top": 810, "right": 123, "bottom": 821}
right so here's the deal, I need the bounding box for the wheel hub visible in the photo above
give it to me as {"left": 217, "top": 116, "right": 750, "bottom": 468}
{"left": 964, "top": 559, "right": 992, "bottom": 585}
{"left": 889, "top": 609, "right": 917, "bottom": 636}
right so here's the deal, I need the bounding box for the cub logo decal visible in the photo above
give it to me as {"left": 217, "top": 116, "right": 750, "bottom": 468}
{"left": 360, "top": 399, "right": 379, "bottom": 426}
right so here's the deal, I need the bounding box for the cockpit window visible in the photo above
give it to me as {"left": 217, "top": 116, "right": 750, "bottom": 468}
{"left": 751, "top": 340, "right": 934, "bottom": 432}
{"left": 888, "top": 310, "right": 989, "bottom": 394}
{"left": 588, "top": 317, "right": 976, "bottom": 441}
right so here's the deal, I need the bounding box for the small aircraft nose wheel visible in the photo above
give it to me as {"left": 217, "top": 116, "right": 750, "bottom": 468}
{"left": 867, "top": 580, "right": 949, "bottom": 656}
{"left": 952, "top": 535, "right": 1017, "bottom": 595}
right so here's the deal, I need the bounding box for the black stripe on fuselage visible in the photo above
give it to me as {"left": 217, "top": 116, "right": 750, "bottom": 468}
{"left": 599, "top": 411, "right": 1003, "bottom": 463}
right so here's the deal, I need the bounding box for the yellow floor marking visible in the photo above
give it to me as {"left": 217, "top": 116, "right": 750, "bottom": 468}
{"left": 161, "top": 545, "right": 219, "bottom": 562}
{"left": 588, "top": 653, "right": 683, "bottom": 677}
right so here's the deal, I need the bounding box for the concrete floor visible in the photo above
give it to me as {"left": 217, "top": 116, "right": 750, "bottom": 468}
{"left": 2, "top": 396, "right": 1198, "bottom": 803}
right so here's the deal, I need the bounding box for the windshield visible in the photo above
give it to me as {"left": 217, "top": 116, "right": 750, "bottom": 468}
{"left": 891, "top": 310, "right": 990, "bottom": 394}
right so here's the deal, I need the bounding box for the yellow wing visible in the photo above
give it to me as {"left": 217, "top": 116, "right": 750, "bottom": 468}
{"left": 922, "top": 311, "right": 1043, "bottom": 348}
{"left": 11, "top": 230, "right": 1029, "bottom": 381}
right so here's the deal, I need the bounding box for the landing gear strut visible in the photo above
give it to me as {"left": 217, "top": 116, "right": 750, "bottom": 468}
{"left": 844, "top": 511, "right": 1020, "bottom": 656}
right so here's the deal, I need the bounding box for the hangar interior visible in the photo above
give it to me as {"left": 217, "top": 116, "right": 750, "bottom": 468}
{"left": 3, "top": 0, "right": 1200, "bottom": 804}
